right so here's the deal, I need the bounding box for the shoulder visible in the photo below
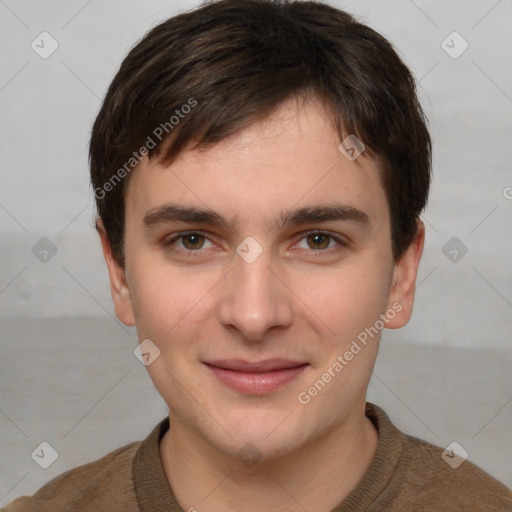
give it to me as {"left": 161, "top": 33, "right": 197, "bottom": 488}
{"left": 365, "top": 403, "right": 512, "bottom": 511}
{"left": 2, "top": 440, "right": 142, "bottom": 512}
{"left": 400, "top": 434, "right": 512, "bottom": 511}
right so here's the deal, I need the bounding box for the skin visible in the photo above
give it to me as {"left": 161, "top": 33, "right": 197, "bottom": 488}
{"left": 99, "top": 95, "right": 425, "bottom": 512}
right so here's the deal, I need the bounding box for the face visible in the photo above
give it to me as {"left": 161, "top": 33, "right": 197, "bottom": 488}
{"left": 101, "top": 95, "right": 424, "bottom": 462}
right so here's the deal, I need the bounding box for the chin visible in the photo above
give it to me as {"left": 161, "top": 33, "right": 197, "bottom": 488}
{"left": 211, "top": 413, "right": 310, "bottom": 463}
{"left": 219, "top": 434, "right": 302, "bottom": 466}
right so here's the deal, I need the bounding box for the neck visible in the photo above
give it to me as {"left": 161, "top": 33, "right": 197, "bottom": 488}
{"left": 160, "top": 401, "right": 378, "bottom": 512}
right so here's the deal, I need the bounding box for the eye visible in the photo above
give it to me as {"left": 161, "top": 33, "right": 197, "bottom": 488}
{"left": 164, "top": 231, "right": 215, "bottom": 256}
{"left": 294, "top": 230, "right": 347, "bottom": 254}
{"left": 163, "top": 230, "right": 347, "bottom": 258}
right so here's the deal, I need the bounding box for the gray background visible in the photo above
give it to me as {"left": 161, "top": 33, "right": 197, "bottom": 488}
{"left": 1, "top": 0, "right": 511, "bottom": 506}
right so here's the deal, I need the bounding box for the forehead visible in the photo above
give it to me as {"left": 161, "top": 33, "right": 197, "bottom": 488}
{"left": 125, "top": 96, "right": 389, "bottom": 234}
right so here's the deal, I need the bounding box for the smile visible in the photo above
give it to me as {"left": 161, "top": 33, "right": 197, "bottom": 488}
{"left": 203, "top": 359, "right": 309, "bottom": 394}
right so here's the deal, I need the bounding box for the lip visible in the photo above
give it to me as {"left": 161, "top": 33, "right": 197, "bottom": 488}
{"left": 204, "top": 359, "right": 309, "bottom": 394}
{"left": 205, "top": 358, "right": 307, "bottom": 372}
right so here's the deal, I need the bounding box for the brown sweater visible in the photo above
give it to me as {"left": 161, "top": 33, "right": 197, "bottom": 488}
{"left": 3, "top": 402, "right": 511, "bottom": 511}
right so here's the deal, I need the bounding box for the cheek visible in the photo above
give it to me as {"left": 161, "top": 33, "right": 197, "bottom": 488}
{"left": 127, "top": 255, "right": 221, "bottom": 354}
{"left": 313, "top": 263, "right": 391, "bottom": 341}
{"left": 296, "top": 267, "right": 388, "bottom": 415}
{"left": 128, "top": 250, "right": 180, "bottom": 320}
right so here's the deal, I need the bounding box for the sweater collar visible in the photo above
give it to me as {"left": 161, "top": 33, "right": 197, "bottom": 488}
{"left": 331, "top": 402, "right": 408, "bottom": 511}
{"left": 133, "top": 415, "right": 179, "bottom": 511}
{"left": 133, "top": 402, "right": 406, "bottom": 511}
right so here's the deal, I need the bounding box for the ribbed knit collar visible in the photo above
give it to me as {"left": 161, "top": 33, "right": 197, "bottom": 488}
{"left": 332, "top": 403, "right": 408, "bottom": 511}
{"left": 133, "top": 402, "right": 407, "bottom": 512}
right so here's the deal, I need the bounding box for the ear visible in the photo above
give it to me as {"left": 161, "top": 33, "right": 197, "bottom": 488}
{"left": 96, "top": 219, "right": 136, "bottom": 327}
{"left": 385, "top": 220, "right": 425, "bottom": 329}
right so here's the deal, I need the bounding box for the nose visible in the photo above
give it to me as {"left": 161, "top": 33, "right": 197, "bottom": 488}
{"left": 216, "top": 243, "right": 294, "bottom": 342}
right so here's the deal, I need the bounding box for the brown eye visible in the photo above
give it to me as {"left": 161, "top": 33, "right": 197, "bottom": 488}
{"left": 306, "top": 233, "right": 331, "bottom": 250}
{"left": 164, "top": 231, "right": 215, "bottom": 257}
{"left": 181, "top": 233, "right": 205, "bottom": 250}
{"left": 295, "top": 230, "right": 347, "bottom": 255}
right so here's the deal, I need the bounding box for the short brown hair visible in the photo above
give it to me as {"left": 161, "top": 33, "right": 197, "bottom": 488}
{"left": 90, "top": 0, "right": 431, "bottom": 267}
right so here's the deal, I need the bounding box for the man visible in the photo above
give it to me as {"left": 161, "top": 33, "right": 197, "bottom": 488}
{"left": 4, "top": 0, "right": 511, "bottom": 510}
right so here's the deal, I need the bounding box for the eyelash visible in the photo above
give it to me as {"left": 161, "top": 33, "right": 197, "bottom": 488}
{"left": 163, "top": 230, "right": 347, "bottom": 257}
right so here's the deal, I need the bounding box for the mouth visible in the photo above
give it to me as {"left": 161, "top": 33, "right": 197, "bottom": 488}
{"left": 203, "top": 358, "right": 309, "bottom": 394}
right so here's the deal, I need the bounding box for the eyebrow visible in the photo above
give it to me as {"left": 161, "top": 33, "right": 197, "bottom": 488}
{"left": 143, "top": 202, "right": 370, "bottom": 230}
